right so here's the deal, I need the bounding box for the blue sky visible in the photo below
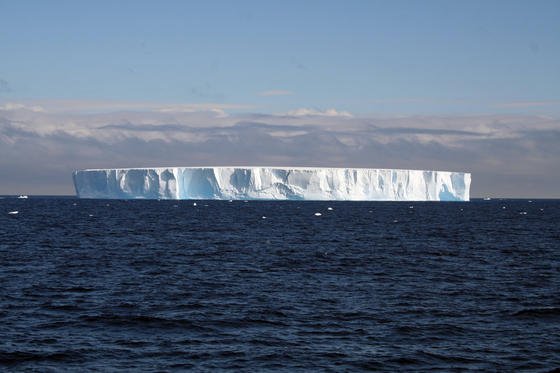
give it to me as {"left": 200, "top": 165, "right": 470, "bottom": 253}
{"left": 1, "top": 1, "right": 560, "bottom": 196}
{"left": 1, "top": 0, "right": 559, "bottom": 115}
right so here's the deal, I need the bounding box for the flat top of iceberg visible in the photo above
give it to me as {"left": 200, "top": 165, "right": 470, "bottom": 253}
{"left": 79, "top": 166, "right": 469, "bottom": 174}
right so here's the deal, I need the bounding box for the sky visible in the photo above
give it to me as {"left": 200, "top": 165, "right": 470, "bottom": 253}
{"left": 0, "top": 0, "right": 559, "bottom": 197}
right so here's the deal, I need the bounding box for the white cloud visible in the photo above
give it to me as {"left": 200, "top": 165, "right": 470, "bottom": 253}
{"left": 284, "top": 108, "right": 353, "bottom": 118}
{"left": 258, "top": 90, "right": 294, "bottom": 97}
{"left": 0, "top": 102, "right": 45, "bottom": 112}
{"left": 153, "top": 103, "right": 253, "bottom": 114}
{"left": 0, "top": 100, "right": 254, "bottom": 115}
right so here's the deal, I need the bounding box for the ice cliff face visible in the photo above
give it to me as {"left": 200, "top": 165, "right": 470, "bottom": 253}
{"left": 73, "top": 167, "right": 471, "bottom": 201}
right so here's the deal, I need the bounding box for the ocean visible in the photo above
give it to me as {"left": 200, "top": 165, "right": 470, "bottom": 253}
{"left": 1, "top": 197, "right": 559, "bottom": 371}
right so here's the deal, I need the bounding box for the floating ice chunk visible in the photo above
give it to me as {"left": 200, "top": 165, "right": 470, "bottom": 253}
{"left": 72, "top": 167, "right": 471, "bottom": 201}
{"left": 519, "top": 211, "right": 527, "bottom": 215}
{"left": 8, "top": 211, "right": 18, "bottom": 215}
{"left": 193, "top": 202, "right": 197, "bottom": 206}
{"left": 327, "top": 207, "right": 333, "bottom": 211}
{"left": 262, "top": 216, "right": 267, "bottom": 219}
{"left": 314, "top": 212, "right": 322, "bottom": 216}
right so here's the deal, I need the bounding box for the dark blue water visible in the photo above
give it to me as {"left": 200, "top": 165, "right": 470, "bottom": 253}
{"left": 1, "top": 198, "right": 559, "bottom": 371}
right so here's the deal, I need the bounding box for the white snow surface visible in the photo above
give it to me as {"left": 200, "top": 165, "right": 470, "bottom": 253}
{"left": 73, "top": 167, "right": 471, "bottom": 201}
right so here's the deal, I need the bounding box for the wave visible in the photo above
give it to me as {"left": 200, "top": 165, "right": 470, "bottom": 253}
{"left": 512, "top": 307, "right": 560, "bottom": 318}
{"left": 78, "top": 314, "right": 214, "bottom": 331}
{"left": 0, "top": 351, "right": 83, "bottom": 365}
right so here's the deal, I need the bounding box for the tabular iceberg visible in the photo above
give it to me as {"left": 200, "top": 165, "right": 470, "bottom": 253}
{"left": 73, "top": 167, "right": 470, "bottom": 201}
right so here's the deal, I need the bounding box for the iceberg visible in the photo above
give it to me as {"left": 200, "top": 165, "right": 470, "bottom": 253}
{"left": 72, "top": 167, "right": 470, "bottom": 201}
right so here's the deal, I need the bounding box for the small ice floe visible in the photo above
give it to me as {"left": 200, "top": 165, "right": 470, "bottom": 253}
{"left": 228, "top": 200, "right": 233, "bottom": 203}
{"left": 540, "top": 208, "right": 544, "bottom": 211}
{"left": 519, "top": 211, "right": 528, "bottom": 215}
{"left": 73, "top": 203, "right": 77, "bottom": 206}
{"left": 173, "top": 204, "right": 178, "bottom": 208}
{"left": 243, "top": 200, "right": 248, "bottom": 203}
{"left": 393, "top": 219, "right": 399, "bottom": 223}
{"left": 314, "top": 212, "right": 322, "bottom": 216}
{"left": 327, "top": 207, "right": 333, "bottom": 211}
{"left": 8, "top": 211, "right": 19, "bottom": 215}
{"left": 193, "top": 202, "right": 197, "bottom": 206}
{"left": 528, "top": 200, "right": 533, "bottom": 203}
{"left": 502, "top": 206, "right": 506, "bottom": 209}
{"left": 17, "top": 195, "right": 28, "bottom": 199}
{"left": 483, "top": 197, "right": 491, "bottom": 201}
{"left": 460, "top": 208, "right": 464, "bottom": 211}
{"left": 88, "top": 214, "right": 94, "bottom": 217}
{"left": 409, "top": 206, "right": 414, "bottom": 209}
{"left": 204, "top": 204, "right": 208, "bottom": 207}
{"left": 262, "top": 216, "right": 267, "bottom": 219}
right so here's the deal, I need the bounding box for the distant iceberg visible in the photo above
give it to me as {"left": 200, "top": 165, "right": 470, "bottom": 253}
{"left": 73, "top": 167, "right": 471, "bottom": 201}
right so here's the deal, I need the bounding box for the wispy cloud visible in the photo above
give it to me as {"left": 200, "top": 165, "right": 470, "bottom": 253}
{"left": 0, "top": 102, "right": 45, "bottom": 112}
{"left": 370, "top": 98, "right": 471, "bottom": 105}
{"left": 0, "top": 79, "right": 11, "bottom": 93}
{"left": 0, "top": 100, "right": 254, "bottom": 115}
{"left": 493, "top": 100, "right": 560, "bottom": 108}
{"left": 258, "top": 90, "right": 294, "bottom": 97}
{"left": 283, "top": 108, "right": 353, "bottom": 118}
